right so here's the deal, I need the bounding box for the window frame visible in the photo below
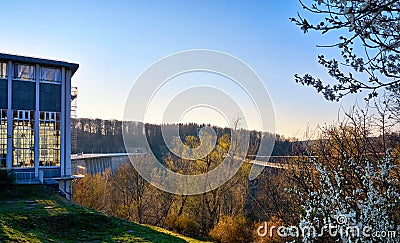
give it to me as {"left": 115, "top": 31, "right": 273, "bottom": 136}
{"left": 0, "top": 109, "right": 7, "bottom": 168}
{"left": 40, "top": 66, "right": 62, "bottom": 84}
{"left": 13, "top": 63, "right": 36, "bottom": 81}
{"left": 0, "top": 62, "right": 7, "bottom": 79}
{"left": 12, "top": 110, "right": 35, "bottom": 168}
{"left": 39, "top": 111, "right": 61, "bottom": 167}
{"left": 14, "top": 110, "right": 31, "bottom": 121}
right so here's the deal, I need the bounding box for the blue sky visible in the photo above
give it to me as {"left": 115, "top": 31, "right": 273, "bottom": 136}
{"left": 0, "top": 0, "right": 362, "bottom": 137}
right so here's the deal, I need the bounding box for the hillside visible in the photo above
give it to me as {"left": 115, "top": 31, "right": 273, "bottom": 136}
{"left": 0, "top": 185, "right": 211, "bottom": 243}
{"left": 71, "top": 118, "right": 296, "bottom": 156}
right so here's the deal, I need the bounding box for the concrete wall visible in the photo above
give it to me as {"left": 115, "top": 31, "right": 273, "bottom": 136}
{"left": 71, "top": 154, "right": 130, "bottom": 175}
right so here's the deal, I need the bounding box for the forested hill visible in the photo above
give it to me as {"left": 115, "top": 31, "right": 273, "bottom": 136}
{"left": 71, "top": 118, "right": 298, "bottom": 156}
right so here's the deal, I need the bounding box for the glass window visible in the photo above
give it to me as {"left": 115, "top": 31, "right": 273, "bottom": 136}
{"left": 14, "top": 64, "right": 35, "bottom": 80}
{"left": 39, "top": 111, "right": 60, "bottom": 167}
{"left": 0, "top": 109, "right": 6, "bottom": 168}
{"left": 40, "top": 67, "right": 61, "bottom": 83}
{"left": 0, "top": 62, "right": 7, "bottom": 79}
{"left": 12, "top": 110, "right": 35, "bottom": 167}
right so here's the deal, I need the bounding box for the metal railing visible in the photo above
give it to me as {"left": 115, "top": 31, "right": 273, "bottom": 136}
{"left": 14, "top": 171, "right": 39, "bottom": 184}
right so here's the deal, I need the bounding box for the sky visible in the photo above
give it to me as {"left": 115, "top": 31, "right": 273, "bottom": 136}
{"left": 0, "top": 0, "right": 364, "bottom": 138}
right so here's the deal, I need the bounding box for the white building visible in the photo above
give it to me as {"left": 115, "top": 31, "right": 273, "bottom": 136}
{"left": 0, "top": 53, "right": 79, "bottom": 199}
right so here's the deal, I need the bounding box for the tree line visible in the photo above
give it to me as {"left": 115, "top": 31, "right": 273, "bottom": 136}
{"left": 71, "top": 118, "right": 297, "bottom": 157}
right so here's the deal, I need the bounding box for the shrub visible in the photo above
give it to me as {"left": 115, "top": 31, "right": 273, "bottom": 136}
{"left": 167, "top": 215, "right": 200, "bottom": 236}
{"left": 210, "top": 215, "right": 254, "bottom": 243}
{"left": 0, "top": 169, "right": 15, "bottom": 189}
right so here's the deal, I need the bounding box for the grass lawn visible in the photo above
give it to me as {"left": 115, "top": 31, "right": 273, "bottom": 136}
{"left": 0, "top": 185, "right": 211, "bottom": 243}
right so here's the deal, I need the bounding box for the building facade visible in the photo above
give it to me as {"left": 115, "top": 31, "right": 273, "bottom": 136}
{"left": 0, "top": 53, "right": 79, "bottom": 198}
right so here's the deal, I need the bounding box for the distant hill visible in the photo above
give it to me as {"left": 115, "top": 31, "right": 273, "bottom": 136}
{"left": 0, "top": 185, "right": 211, "bottom": 243}
{"left": 71, "top": 118, "right": 298, "bottom": 157}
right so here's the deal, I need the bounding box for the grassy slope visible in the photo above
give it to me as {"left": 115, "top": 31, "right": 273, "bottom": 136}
{"left": 0, "top": 185, "right": 210, "bottom": 243}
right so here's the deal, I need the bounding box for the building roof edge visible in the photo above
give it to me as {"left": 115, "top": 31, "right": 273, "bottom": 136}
{"left": 0, "top": 53, "right": 79, "bottom": 76}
